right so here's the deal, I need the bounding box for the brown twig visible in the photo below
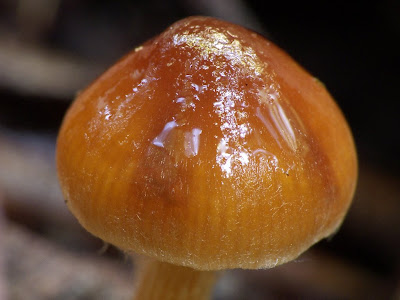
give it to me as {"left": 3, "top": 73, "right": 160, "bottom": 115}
{"left": 0, "top": 132, "right": 71, "bottom": 224}
{"left": 0, "top": 35, "right": 103, "bottom": 99}
{"left": 4, "top": 222, "right": 132, "bottom": 300}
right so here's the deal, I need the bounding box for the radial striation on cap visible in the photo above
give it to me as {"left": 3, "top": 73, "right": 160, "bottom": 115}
{"left": 57, "top": 16, "right": 357, "bottom": 271}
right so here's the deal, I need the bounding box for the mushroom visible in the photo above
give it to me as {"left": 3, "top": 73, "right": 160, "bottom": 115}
{"left": 56, "top": 17, "right": 357, "bottom": 299}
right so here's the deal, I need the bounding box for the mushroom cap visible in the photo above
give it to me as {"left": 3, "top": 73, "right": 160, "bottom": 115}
{"left": 57, "top": 17, "right": 357, "bottom": 271}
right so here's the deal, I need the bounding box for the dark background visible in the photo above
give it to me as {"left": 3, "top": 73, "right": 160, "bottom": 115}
{"left": 0, "top": 0, "right": 399, "bottom": 299}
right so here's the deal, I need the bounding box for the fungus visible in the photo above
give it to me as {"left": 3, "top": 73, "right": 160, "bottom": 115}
{"left": 56, "top": 16, "right": 357, "bottom": 299}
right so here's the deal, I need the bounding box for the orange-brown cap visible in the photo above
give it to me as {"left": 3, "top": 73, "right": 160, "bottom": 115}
{"left": 56, "top": 16, "right": 357, "bottom": 271}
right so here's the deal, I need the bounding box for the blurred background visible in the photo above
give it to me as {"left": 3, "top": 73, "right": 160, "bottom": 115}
{"left": 0, "top": 0, "right": 399, "bottom": 299}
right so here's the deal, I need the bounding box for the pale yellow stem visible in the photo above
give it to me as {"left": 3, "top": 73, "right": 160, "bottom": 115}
{"left": 133, "top": 259, "right": 217, "bottom": 300}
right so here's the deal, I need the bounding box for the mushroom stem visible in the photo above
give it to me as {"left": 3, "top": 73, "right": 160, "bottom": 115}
{"left": 133, "top": 259, "right": 217, "bottom": 300}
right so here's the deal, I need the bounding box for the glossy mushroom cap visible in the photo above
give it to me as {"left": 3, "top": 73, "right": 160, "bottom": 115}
{"left": 57, "top": 16, "right": 357, "bottom": 271}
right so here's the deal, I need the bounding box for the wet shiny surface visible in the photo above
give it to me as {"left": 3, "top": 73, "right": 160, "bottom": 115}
{"left": 57, "top": 17, "right": 357, "bottom": 270}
